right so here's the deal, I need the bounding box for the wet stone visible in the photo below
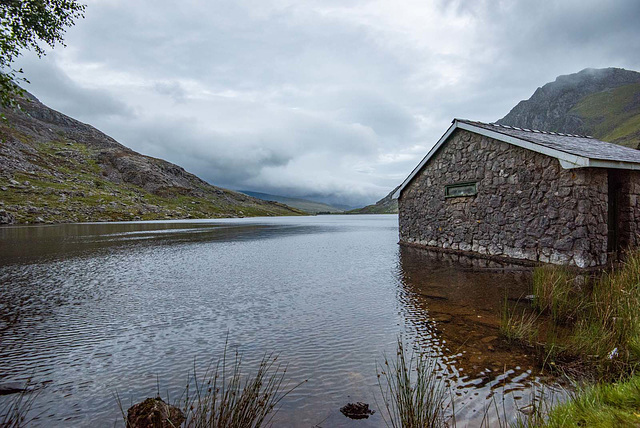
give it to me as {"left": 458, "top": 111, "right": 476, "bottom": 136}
{"left": 340, "top": 402, "right": 375, "bottom": 420}
{"left": 0, "top": 382, "right": 27, "bottom": 396}
{"left": 127, "top": 397, "right": 185, "bottom": 428}
{"left": 431, "top": 313, "right": 453, "bottom": 323}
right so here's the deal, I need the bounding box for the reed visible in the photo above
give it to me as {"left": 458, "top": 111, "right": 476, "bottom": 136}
{"left": 571, "top": 250, "right": 640, "bottom": 372}
{"left": 0, "top": 381, "right": 39, "bottom": 428}
{"left": 179, "top": 343, "right": 304, "bottom": 428}
{"left": 118, "top": 339, "right": 304, "bottom": 428}
{"left": 500, "top": 300, "right": 540, "bottom": 346}
{"left": 376, "top": 338, "right": 449, "bottom": 428}
{"left": 532, "top": 265, "right": 580, "bottom": 323}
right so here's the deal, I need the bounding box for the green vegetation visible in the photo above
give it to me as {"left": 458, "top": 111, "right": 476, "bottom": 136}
{"left": 376, "top": 339, "right": 448, "bottom": 428}
{"left": 500, "top": 303, "right": 540, "bottom": 345}
{"left": 502, "top": 251, "right": 640, "bottom": 376}
{"left": 0, "top": 133, "right": 304, "bottom": 224}
{"left": 347, "top": 199, "right": 398, "bottom": 214}
{"left": 498, "top": 251, "right": 640, "bottom": 426}
{"left": 0, "top": 89, "right": 306, "bottom": 224}
{"left": 347, "top": 186, "right": 399, "bottom": 214}
{"left": 375, "top": 338, "right": 555, "bottom": 427}
{"left": 570, "top": 82, "right": 640, "bottom": 148}
{"left": 0, "top": 0, "right": 86, "bottom": 106}
{"left": 117, "top": 341, "right": 304, "bottom": 428}
{"left": 531, "top": 265, "right": 581, "bottom": 324}
{"left": 180, "top": 349, "right": 302, "bottom": 428}
{"left": 240, "top": 191, "right": 343, "bottom": 214}
{"left": 543, "top": 376, "right": 640, "bottom": 427}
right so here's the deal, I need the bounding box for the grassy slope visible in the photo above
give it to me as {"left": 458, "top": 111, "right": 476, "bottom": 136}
{"left": 0, "top": 137, "right": 303, "bottom": 223}
{"left": 0, "top": 98, "right": 304, "bottom": 223}
{"left": 569, "top": 82, "right": 640, "bottom": 149}
{"left": 347, "top": 199, "right": 397, "bottom": 214}
{"left": 240, "top": 191, "right": 343, "bottom": 214}
{"left": 347, "top": 186, "right": 399, "bottom": 214}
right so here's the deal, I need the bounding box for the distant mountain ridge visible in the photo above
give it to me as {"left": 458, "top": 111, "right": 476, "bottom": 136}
{"left": 240, "top": 191, "right": 344, "bottom": 214}
{"left": 347, "top": 186, "right": 399, "bottom": 214}
{"left": 498, "top": 67, "right": 640, "bottom": 148}
{"left": 0, "top": 90, "right": 304, "bottom": 224}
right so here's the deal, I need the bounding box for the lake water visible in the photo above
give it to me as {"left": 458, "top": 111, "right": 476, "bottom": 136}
{"left": 0, "top": 215, "right": 556, "bottom": 426}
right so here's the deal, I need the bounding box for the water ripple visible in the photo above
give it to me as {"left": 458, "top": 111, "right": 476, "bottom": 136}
{"left": 0, "top": 215, "right": 560, "bottom": 427}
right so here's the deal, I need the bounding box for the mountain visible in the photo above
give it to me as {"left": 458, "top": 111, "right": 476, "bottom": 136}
{"left": 0, "top": 90, "right": 304, "bottom": 224}
{"left": 347, "top": 186, "right": 399, "bottom": 214}
{"left": 498, "top": 67, "right": 640, "bottom": 149}
{"left": 240, "top": 191, "right": 344, "bottom": 214}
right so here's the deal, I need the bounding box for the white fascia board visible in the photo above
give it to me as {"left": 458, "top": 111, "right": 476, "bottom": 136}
{"left": 589, "top": 159, "right": 640, "bottom": 170}
{"left": 456, "top": 122, "right": 591, "bottom": 168}
{"left": 392, "top": 122, "right": 458, "bottom": 199}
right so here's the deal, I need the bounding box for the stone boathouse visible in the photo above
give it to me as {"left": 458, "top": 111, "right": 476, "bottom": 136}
{"left": 394, "top": 119, "right": 640, "bottom": 268}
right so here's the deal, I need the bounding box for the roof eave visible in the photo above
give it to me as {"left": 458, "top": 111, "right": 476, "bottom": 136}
{"left": 588, "top": 159, "right": 640, "bottom": 170}
{"left": 393, "top": 119, "right": 640, "bottom": 200}
{"left": 392, "top": 120, "right": 458, "bottom": 199}
{"left": 456, "top": 121, "right": 590, "bottom": 167}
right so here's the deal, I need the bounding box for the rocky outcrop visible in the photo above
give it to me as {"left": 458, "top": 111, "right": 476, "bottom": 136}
{"left": 0, "top": 90, "right": 304, "bottom": 223}
{"left": 0, "top": 209, "right": 15, "bottom": 224}
{"left": 498, "top": 68, "right": 640, "bottom": 137}
{"left": 347, "top": 186, "right": 399, "bottom": 214}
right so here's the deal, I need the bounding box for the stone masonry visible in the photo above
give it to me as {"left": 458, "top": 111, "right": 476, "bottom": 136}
{"left": 398, "top": 129, "right": 609, "bottom": 268}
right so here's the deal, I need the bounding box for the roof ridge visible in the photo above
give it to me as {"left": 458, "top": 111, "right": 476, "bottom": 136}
{"left": 455, "top": 118, "right": 593, "bottom": 139}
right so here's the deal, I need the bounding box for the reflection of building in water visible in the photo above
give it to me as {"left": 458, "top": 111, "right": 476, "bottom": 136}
{"left": 397, "top": 246, "right": 562, "bottom": 423}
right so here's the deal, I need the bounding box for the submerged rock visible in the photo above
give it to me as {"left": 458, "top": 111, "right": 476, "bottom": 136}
{"left": 127, "top": 397, "right": 185, "bottom": 428}
{"left": 0, "top": 382, "right": 27, "bottom": 396}
{"left": 340, "top": 402, "right": 375, "bottom": 419}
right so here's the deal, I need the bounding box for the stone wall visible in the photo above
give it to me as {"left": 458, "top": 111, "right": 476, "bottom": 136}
{"left": 398, "top": 129, "right": 609, "bottom": 268}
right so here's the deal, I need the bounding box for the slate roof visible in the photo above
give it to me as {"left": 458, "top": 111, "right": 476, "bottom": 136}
{"left": 394, "top": 118, "right": 640, "bottom": 199}
{"left": 458, "top": 119, "right": 640, "bottom": 164}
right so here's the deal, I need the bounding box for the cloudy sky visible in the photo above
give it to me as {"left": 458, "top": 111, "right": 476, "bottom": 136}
{"left": 15, "top": 0, "right": 640, "bottom": 207}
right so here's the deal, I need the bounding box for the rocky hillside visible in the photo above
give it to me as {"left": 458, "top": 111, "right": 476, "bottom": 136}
{"left": 498, "top": 67, "right": 640, "bottom": 148}
{"left": 347, "top": 186, "right": 399, "bottom": 214}
{"left": 240, "top": 191, "right": 344, "bottom": 214}
{"left": 0, "top": 90, "right": 304, "bottom": 224}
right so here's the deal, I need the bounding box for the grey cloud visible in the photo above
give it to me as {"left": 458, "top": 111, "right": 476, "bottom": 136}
{"left": 153, "top": 81, "right": 187, "bottom": 103}
{"left": 14, "top": 0, "right": 640, "bottom": 206}
{"left": 16, "top": 54, "right": 134, "bottom": 120}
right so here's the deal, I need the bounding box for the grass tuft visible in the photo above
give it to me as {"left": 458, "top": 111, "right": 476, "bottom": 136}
{"left": 179, "top": 342, "right": 304, "bottom": 428}
{"left": 0, "top": 381, "right": 40, "bottom": 428}
{"left": 570, "top": 251, "right": 640, "bottom": 373}
{"left": 500, "top": 305, "right": 540, "bottom": 346}
{"left": 376, "top": 338, "right": 449, "bottom": 428}
{"left": 532, "top": 265, "right": 581, "bottom": 323}
{"left": 543, "top": 375, "right": 640, "bottom": 427}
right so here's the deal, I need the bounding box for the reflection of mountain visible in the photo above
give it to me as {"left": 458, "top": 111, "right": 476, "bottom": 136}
{"left": 396, "top": 246, "right": 555, "bottom": 423}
